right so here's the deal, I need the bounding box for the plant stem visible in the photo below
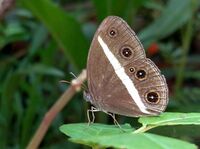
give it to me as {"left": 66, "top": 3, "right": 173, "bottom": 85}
{"left": 26, "top": 69, "right": 86, "bottom": 149}
{"left": 92, "top": 146, "right": 106, "bottom": 149}
{"left": 133, "top": 125, "right": 156, "bottom": 133}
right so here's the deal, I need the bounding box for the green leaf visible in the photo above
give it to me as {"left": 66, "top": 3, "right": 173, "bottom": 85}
{"left": 92, "top": 0, "right": 146, "bottom": 23}
{"left": 92, "top": 0, "right": 128, "bottom": 21}
{"left": 0, "top": 71, "right": 22, "bottom": 148}
{"left": 0, "top": 22, "right": 29, "bottom": 48}
{"left": 144, "top": 1, "right": 164, "bottom": 11}
{"left": 139, "top": 112, "right": 200, "bottom": 126}
{"left": 60, "top": 123, "right": 133, "bottom": 139}
{"left": 185, "top": 71, "right": 200, "bottom": 80}
{"left": 28, "top": 25, "right": 48, "bottom": 56}
{"left": 60, "top": 123, "right": 197, "bottom": 149}
{"left": 18, "top": 64, "right": 64, "bottom": 77}
{"left": 139, "top": 0, "right": 195, "bottom": 46}
{"left": 20, "top": 0, "right": 89, "bottom": 70}
{"left": 149, "top": 125, "right": 200, "bottom": 139}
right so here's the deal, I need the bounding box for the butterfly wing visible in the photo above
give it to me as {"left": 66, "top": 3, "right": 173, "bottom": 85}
{"left": 86, "top": 16, "right": 168, "bottom": 117}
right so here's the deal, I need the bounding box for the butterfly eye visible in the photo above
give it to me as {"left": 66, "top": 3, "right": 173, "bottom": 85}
{"left": 110, "top": 30, "right": 116, "bottom": 36}
{"left": 120, "top": 46, "right": 133, "bottom": 59}
{"left": 108, "top": 28, "right": 117, "bottom": 37}
{"left": 135, "top": 69, "right": 147, "bottom": 80}
{"left": 129, "top": 67, "right": 135, "bottom": 73}
{"left": 145, "top": 91, "right": 160, "bottom": 104}
{"left": 122, "top": 48, "right": 132, "bottom": 57}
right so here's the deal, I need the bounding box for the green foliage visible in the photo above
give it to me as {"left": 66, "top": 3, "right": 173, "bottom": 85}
{"left": 139, "top": 0, "right": 197, "bottom": 47}
{"left": 60, "top": 120, "right": 198, "bottom": 149}
{"left": 92, "top": 0, "right": 146, "bottom": 23}
{"left": 60, "top": 113, "right": 200, "bottom": 148}
{"left": 139, "top": 112, "right": 200, "bottom": 126}
{"left": 0, "top": 0, "right": 200, "bottom": 148}
{"left": 20, "top": 0, "right": 89, "bottom": 70}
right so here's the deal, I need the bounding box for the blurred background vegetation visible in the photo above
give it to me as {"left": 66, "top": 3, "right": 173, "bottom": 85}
{"left": 0, "top": 0, "right": 200, "bottom": 148}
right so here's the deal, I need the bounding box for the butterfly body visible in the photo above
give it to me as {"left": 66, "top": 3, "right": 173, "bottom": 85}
{"left": 84, "top": 16, "right": 168, "bottom": 117}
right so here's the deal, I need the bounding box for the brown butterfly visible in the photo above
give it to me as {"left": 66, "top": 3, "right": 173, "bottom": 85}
{"left": 84, "top": 16, "right": 168, "bottom": 118}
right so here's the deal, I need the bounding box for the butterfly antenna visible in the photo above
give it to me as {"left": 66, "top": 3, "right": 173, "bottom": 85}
{"left": 60, "top": 72, "right": 88, "bottom": 91}
{"left": 59, "top": 80, "right": 71, "bottom": 84}
{"left": 70, "top": 72, "right": 77, "bottom": 79}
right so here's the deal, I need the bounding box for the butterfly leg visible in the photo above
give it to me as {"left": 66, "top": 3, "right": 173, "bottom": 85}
{"left": 87, "top": 106, "right": 100, "bottom": 125}
{"left": 104, "top": 111, "right": 122, "bottom": 129}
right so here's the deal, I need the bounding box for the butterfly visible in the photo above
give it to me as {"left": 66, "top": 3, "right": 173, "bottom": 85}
{"left": 84, "top": 16, "right": 168, "bottom": 118}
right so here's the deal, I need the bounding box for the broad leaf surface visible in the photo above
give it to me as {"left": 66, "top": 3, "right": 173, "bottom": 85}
{"left": 60, "top": 123, "right": 197, "bottom": 149}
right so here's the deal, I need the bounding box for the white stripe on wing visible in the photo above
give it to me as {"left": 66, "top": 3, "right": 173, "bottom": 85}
{"left": 98, "top": 35, "right": 150, "bottom": 114}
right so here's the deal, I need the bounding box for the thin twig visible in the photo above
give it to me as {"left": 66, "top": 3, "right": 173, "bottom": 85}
{"left": 26, "top": 69, "right": 87, "bottom": 149}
